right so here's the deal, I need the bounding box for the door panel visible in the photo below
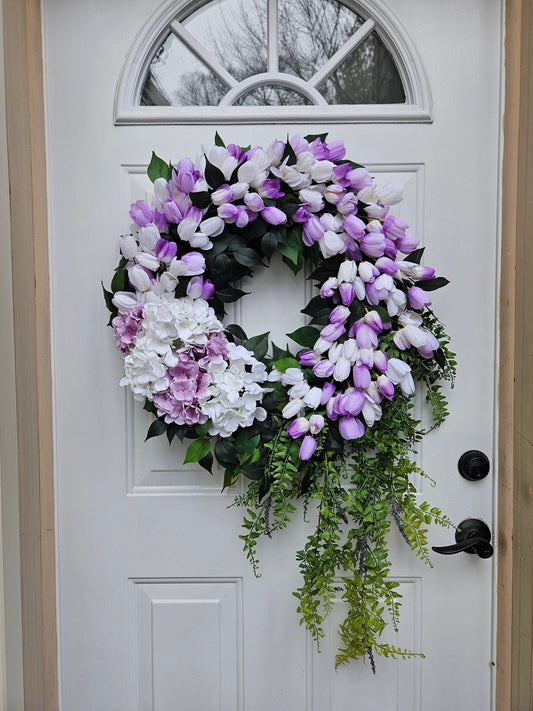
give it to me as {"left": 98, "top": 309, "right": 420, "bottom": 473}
{"left": 43, "top": 0, "right": 502, "bottom": 708}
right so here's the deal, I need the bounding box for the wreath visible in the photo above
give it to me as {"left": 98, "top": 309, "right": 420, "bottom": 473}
{"left": 103, "top": 132, "right": 455, "bottom": 671}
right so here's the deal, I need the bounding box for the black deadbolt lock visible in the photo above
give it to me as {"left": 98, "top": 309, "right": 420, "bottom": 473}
{"left": 458, "top": 450, "right": 490, "bottom": 481}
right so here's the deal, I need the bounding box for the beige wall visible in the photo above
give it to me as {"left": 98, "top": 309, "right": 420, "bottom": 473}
{"left": 0, "top": 0, "right": 25, "bottom": 706}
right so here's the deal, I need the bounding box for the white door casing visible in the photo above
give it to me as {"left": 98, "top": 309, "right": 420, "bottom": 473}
{"left": 42, "top": 0, "right": 502, "bottom": 709}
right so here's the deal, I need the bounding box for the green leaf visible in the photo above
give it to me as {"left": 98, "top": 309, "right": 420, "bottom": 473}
{"left": 244, "top": 332, "right": 269, "bottom": 360}
{"left": 147, "top": 151, "right": 172, "bottom": 182}
{"left": 261, "top": 231, "right": 279, "bottom": 259}
{"left": 282, "top": 251, "right": 304, "bottom": 275}
{"left": 225, "top": 324, "right": 248, "bottom": 341}
{"left": 272, "top": 357, "right": 300, "bottom": 373}
{"left": 235, "top": 434, "right": 260, "bottom": 454}
{"left": 282, "top": 137, "right": 297, "bottom": 165}
{"left": 233, "top": 248, "right": 263, "bottom": 267}
{"left": 143, "top": 398, "right": 158, "bottom": 415}
{"left": 301, "top": 295, "right": 327, "bottom": 317}
{"left": 214, "top": 438, "right": 239, "bottom": 465}
{"left": 101, "top": 282, "right": 116, "bottom": 314}
{"left": 195, "top": 421, "right": 212, "bottom": 437}
{"left": 286, "top": 326, "right": 320, "bottom": 349}
{"left": 241, "top": 461, "right": 265, "bottom": 481}
{"left": 145, "top": 418, "right": 167, "bottom": 441}
{"left": 204, "top": 157, "right": 226, "bottom": 189}
{"left": 189, "top": 191, "right": 212, "bottom": 209}
{"left": 405, "top": 247, "right": 425, "bottom": 264}
{"left": 183, "top": 438, "right": 211, "bottom": 464}
{"left": 216, "top": 287, "right": 249, "bottom": 303}
{"left": 111, "top": 265, "right": 126, "bottom": 293}
{"left": 416, "top": 277, "right": 450, "bottom": 292}
{"left": 166, "top": 422, "right": 185, "bottom": 445}
{"left": 198, "top": 451, "right": 214, "bottom": 473}
{"left": 304, "top": 132, "right": 328, "bottom": 143}
{"left": 214, "top": 131, "right": 225, "bottom": 147}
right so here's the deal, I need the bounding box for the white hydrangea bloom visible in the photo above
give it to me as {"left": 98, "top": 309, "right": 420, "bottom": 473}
{"left": 142, "top": 297, "right": 223, "bottom": 349}
{"left": 120, "top": 335, "right": 168, "bottom": 401}
{"left": 199, "top": 343, "right": 267, "bottom": 437}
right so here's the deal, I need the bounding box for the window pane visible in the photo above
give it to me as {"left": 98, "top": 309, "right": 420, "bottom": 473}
{"left": 141, "top": 33, "right": 229, "bottom": 106}
{"left": 183, "top": 0, "right": 268, "bottom": 80}
{"left": 233, "top": 85, "right": 312, "bottom": 106}
{"left": 317, "top": 32, "right": 405, "bottom": 104}
{"left": 278, "top": 0, "right": 363, "bottom": 81}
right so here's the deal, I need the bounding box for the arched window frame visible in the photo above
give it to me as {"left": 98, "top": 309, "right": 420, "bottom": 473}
{"left": 114, "top": 0, "right": 432, "bottom": 124}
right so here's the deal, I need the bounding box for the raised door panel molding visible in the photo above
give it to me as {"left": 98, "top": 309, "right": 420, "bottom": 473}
{"left": 129, "top": 578, "right": 243, "bottom": 711}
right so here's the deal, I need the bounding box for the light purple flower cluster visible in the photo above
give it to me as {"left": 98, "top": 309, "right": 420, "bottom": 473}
{"left": 153, "top": 333, "right": 227, "bottom": 427}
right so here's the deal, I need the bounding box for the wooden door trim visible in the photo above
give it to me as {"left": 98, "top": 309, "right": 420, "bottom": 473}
{"left": 497, "top": 0, "right": 533, "bottom": 707}
{"left": 2, "top": 0, "right": 58, "bottom": 709}
{"left": 1, "top": 0, "right": 526, "bottom": 708}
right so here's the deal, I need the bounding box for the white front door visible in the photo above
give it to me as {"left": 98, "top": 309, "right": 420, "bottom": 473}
{"left": 43, "top": 0, "right": 502, "bottom": 708}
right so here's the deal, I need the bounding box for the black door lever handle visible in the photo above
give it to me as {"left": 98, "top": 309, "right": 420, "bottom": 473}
{"left": 432, "top": 518, "right": 493, "bottom": 559}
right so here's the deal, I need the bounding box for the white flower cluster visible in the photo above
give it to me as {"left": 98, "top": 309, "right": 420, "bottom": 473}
{"left": 199, "top": 343, "right": 268, "bottom": 437}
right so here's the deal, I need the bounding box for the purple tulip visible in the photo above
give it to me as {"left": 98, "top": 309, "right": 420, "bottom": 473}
{"left": 354, "top": 323, "right": 378, "bottom": 349}
{"left": 163, "top": 199, "right": 183, "bottom": 224}
{"left": 383, "top": 215, "right": 409, "bottom": 240}
{"left": 129, "top": 200, "right": 153, "bottom": 227}
{"left": 155, "top": 238, "right": 177, "bottom": 263}
{"left": 218, "top": 203, "right": 240, "bottom": 223}
{"left": 309, "top": 414, "right": 325, "bottom": 434}
{"left": 342, "top": 390, "right": 366, "bottom": 415}
{"left": 352, "top": 364, "right": 371, "bottom": 388}
{"left": 293, "top": 206, "right": 311, "bottom": 223}
{"left": 396, "top": 233, "right": 419, "bottom": 253}
{"left": 153, "top": 209, "right": 168, "bottom": 234}
{"left": 360, "top": 232, "right": 386, "bottom": 258}
{"left": 343, "top": 215, "right": 365, "bottom": 240}
{"left": 337, "top": 192, "right": 358, "bottom": 215}
{"left": 261, "top": 206, "right": 287, "bottom": 226}
{"left": 338, "top": 416, "right": 365, "bottom": 440}
{"left": 201, "top": 278, "right": 215, "bottom": 299}
{"left": 299, "top": 350, "right": 321, "bottom": 366}
{"left": 329, "top": 305, "right": 350, "bottom": 324}
{"left": 287, "top": 417, "right": 310, "bottom": 438}
{"left": 299, "top": 435, "right": 317, "bottom": 461}
{"left": 227, "top": 143, "right": 247, "bottom": 163}
{"left": 176, "top": 157, "right": 195, "bottom": 173}
{"left": 244, "top": 193, "right": 265, "bottom": 212}
{"left": 186, "top": 276, "right": 204, "bottom": 299}
{"left": 375, "top": 257, "right": 399, "bottom": 275}
{"left": 373, "top": 350, "right": 388, "bottom": 373}
{"left": 347, "top": 168, "right": 372, "bottom": 191}
{"left": 325, "top": 139, "right": 346, "bottom": 161}
{"left": 384, "top": 238, "right": 398, "bottom": 259}
{"left": 181, "top": 251, "right": 205, "bottom": 276}
{"left": 211, "top": 185, "right": 234, "bottom": 205}
{"left": 320, "top": 277, "right": 338, "bottom": 298}
{"left": 320, "top": 381, "right": 336, "bottom": 404}
{"left": 313, "top": 360, "right": 335, "bottom": 378}
{"left": 408, "top": 285, "right": 432, "bottom": 310}
{"left": 259, "top": 179, "right": 285, "bottom": 199}
{"left": 320, "top": 322, "right": 346, "bottom": 343}
{"left": 175, "top": 171, "right": 196, "bottom": 194}
{"left": 376, "top": 374, "right": 395, "bottom": 400}
{"left": 338, "top": 282, "right": 355, "bottom": 306}
{"left": 303, "top": 216, "right": 325, "bottom": 244}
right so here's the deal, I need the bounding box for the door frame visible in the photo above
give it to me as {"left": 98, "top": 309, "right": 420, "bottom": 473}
{"left": 1, "top": 0, "right": 528, "bottom": 708}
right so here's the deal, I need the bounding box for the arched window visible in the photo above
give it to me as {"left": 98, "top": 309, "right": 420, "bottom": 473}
{"left": 115, "top": 0, "right": 432, "bottom": 123}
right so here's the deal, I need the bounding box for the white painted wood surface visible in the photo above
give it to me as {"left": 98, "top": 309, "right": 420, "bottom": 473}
{"left": 42, "top": 0, "right": 502, "bottom": 708}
